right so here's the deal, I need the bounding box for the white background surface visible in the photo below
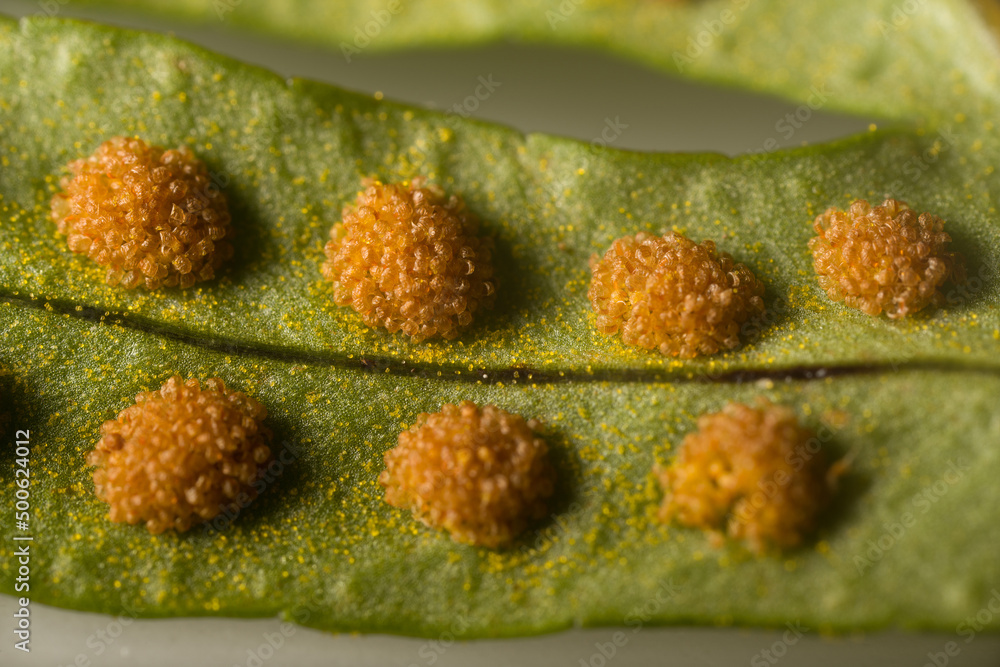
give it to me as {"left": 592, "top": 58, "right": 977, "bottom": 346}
{"left": 1, "top": 1, "right": 998, "bottom": 665}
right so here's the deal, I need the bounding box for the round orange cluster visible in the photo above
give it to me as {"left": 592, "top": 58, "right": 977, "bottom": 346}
{"left": 321, "top": 180, "right": 496, "bottom": 342}
{"left": 809, "top": 198, "right": 964, "bottom": 318}
{"left": 588, "top": 232, "right": 766, "bottom": 358}
{"left": 657, "top": 399, "right": 835, "bottom": 553}
{"left": 87, "top": 376, "right": 272, "bottom": 534}
{"left": 379, "top": 401, "right": 555, "bottom": 548}
{"left": 50, "top": 136, "right": 234, "bottom": 289}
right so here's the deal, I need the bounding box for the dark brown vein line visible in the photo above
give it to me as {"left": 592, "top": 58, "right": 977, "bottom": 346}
{"left": 4, "top": 292, "right": 1000, "bottom": 385}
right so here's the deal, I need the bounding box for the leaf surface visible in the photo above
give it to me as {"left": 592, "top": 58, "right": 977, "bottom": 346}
{"left": 69, "top": 0, "right": 1000, "bottom": 120}
{"left": 3, "top": 300, "right": 1000, "bottom": 635}
{"left": 0, "top": 14, "right": 998, "bottom": 637}
{"left": 0, "top": 17, "right": 997, "bottom": 379}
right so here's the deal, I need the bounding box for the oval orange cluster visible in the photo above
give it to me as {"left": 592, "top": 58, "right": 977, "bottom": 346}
{"left": 88, "top": 376, "right": 271, "bottom": 534}
{"left": 657, "top": 398, "right": 837, "bottom": 553}
{"left": 809, "top": 198, "right": 964, "bottom": 318}
{"left": 51, "top": 136, "right": 233, "bottom": 289}
{"left": 321, "top": 180, "right": 496, "bottom": 342}
{"left": 379, "top": 401, "right": 555, "bottom": 547}
{"left": 588, "top": 232, "right": 766, "bottom": 358}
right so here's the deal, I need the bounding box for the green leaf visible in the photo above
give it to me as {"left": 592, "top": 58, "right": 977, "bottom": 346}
{"left": 0, "top": 14, "right": 998, "bottom": 637}
{"left": 68, "top": 0, "right": 1000, "bottom": 121}
{"left": 4, "top": 299, "right": 1000, "bottom": 635}
{"left": 0, "top": 16, "right": 998, "bottom": 380}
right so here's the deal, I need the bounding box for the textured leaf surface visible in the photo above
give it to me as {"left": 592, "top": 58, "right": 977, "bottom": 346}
{"left": 0, "top": 17, "right": 998, "bottom": 379}
{"left": 0, "top": 13, "right": 998, "bottom": 637}
{"left": 3, "top": 300, "right": 1000, "bottom": 635}
{"left": 71, "top": 0, "right": 1000, "bottom": 120}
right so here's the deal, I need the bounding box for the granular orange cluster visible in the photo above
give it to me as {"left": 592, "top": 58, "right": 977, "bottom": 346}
{"left": 379, "top": 401, "right": 555, "bottom": 548}
{"left": 809, "top": 198, "right": 964, "bottom": 318}
{"left": 87, "top": 376, "right": 272, "bottom": 534}
{"left": 657, "top": 399, "right": 835, "bottom": 554}
{"left": 588, "top": 232, "right": 765, "bottom": 358}
{"left": 50, "top": 136, "right": 234, "bottom": 289}
{"left": 321, "top": 179, "right": 496, "bottom": 342}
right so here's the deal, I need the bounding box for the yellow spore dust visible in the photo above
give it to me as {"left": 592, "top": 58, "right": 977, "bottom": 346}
{"left": 588, "top": 231, "right": 765, "bottom": 358}
{"left": 809, "top": 198, "right": 965, "bottom": 318}
{"left": 321, "top": 179, "right": 496, "bottom": 342}
{"left": 50, "top": 136, "right": 234, "bottom": 289}
{"left": 87, "top": 376, "right": 272, "bottom": 534}
{"left": 379, "top": 401, "right": 554, "bottom": 548}
{"left": 657, "top": 398, "right": 839, "bottom": 554}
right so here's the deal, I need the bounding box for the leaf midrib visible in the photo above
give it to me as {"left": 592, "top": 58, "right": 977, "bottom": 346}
{"left": 7, "top": 291, "right": 999, "bottom": 384}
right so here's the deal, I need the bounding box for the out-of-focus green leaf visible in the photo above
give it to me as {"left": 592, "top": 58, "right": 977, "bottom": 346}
{"left": 68, "top": 0, "right": 1000, "bottom": 121}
